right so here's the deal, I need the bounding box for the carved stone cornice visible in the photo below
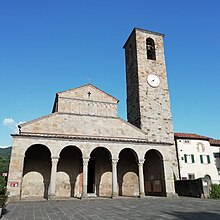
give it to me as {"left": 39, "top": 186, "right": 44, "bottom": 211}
{"left": 12, "top": 133, "right": 174, "bottom": 145}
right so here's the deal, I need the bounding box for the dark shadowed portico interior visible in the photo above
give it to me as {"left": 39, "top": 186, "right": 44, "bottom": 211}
{"left": 20, "top": 144, "right": 167, "bottom": 199}
{"left": 118, "top": 148, "right": 139, "bottom": 196}
{"left": 21, "top": 144, "right": 51, "bottom": 199}
{"left": 144, "top": 149, "right": 166, "bottom": 196}
{"left": 88, "top": 147, "right": 111, "bottom": 197}
{"left": 56, "top": 146, "right": 82, "bottom": 198}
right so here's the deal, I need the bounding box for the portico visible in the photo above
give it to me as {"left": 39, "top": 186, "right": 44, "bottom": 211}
{"left": 8, "top": 130, "right": 176, "bottom": 200}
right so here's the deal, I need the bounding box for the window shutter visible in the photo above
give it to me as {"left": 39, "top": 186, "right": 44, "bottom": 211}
{"left": 184, "top": 154, "right": 187, "bottom": 163}
{"left": 200, "top": 155, "right": 203, "bottom": 164}
{"left": 191, "top": 155, "right": 195, "bottom": 163}
{"left": 207, "top": 155, "right": 211, "bottom": 164}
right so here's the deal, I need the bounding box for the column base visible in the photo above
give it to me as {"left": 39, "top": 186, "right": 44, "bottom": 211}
{"left": 112, "top": 193, "right": 118, "bottom": 199}
{"left": 81, "top": 194, "right": 89, "bottom": 199}
{"left": 166, "top": 192, "right": 178, "bottom": 198}
{"left": 139, "top": 193, "right": 145, "bottom": 198}
{"left": 48, "top": 194, "right": 56, "bottom": 200}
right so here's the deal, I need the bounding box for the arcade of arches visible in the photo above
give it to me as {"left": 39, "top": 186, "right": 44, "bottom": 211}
{"left": 20, "top": 144, "right": 166, "bottom": 199}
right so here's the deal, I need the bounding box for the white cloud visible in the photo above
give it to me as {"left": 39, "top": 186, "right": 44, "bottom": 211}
{"left": 2, "top": 118, "right": 23, "bottom": 134}
{"left": 3, "top": 118, "right": 16, "bottom": 127}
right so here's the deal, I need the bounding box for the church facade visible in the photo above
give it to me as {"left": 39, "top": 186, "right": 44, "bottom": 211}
{"left": 7, "top": 28, "right": 178, "bottom": 201}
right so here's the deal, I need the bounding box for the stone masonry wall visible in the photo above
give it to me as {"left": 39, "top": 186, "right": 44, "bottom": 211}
{"left": 56, "top": 84, "right": 118, "bottom": 117}
{"left": 20, "top": 113, "right": 147, "bottom": 140}
{"left": 124, "top": 28, "right": 174, "bottom": 144}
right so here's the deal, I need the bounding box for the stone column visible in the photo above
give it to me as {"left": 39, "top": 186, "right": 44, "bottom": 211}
{"left": 49, "top": 156, "right": 59, "bottom": 199}
{"left": 81, "top": 157, "right": 90, "bottom": 198}
{"left": 138, "top": 159, "right": 145, "bottom": 198}
{"left": 112, "top": 158, "right": 118, "bottom": 198}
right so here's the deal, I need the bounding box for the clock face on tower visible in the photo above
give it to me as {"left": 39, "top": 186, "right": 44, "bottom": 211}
{"left": 147, "top": 74, "right": 160, "bottom": 88}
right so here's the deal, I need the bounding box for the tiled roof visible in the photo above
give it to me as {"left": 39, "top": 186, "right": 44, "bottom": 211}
{"left": 209, "top": 139, "right": 220, "bottom": 146}
{"left": 174, "top": 132, "right": 210, "bottom": 140}
{"left": 174, "top": 132, "right": 220, "bottom": 146}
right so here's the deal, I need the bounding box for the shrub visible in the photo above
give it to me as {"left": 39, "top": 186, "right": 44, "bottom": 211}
{"left": 0, "top": 176, "right": 6, "bottom": 194}
{"left": 210, "top": 184, "right": 220, "bottom": 199}
{"left": 0, "top": 192, "right": 7, "bottom": 207}
{"left": 0, "top": 176, "right": 7, "bottom": 207}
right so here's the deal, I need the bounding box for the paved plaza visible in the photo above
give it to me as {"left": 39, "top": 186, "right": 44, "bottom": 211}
{"left": 1, "top": 197, "right": 220, "bottom": 220}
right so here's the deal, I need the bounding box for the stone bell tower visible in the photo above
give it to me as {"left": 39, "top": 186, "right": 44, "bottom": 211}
{"left": 123, "top": 28, "right": 174, "bottom": 143}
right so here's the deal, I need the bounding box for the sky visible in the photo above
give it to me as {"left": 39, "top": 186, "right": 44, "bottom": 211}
{"left": 0, "top": 0, "right": 220, "bottom": 147}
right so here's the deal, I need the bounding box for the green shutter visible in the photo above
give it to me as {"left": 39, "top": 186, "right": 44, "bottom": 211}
{"left": 184, "top": 154, "right": 187, "bottom": 163}
{"left": 207, "top": 155, "right": 211, "bottom": 164}
{"left": 200, "top": 155, "right": 203, "bottom": 164}
{"left": 191, "top": 155, "right": 195, "bottom": 163}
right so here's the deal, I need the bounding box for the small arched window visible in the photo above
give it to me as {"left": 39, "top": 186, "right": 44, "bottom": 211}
{"left": 146, "top": 38, "right": 156, "bottom": 60}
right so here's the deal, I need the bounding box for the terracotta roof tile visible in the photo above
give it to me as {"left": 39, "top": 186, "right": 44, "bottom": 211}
{"left": 174, "top": 132, "right": 210, "bottom": 140}
{"left": 175, "top": 132, "right": 220, "bottom": 146}
{"left": 209, "top": 139, "right": 220, "bottom": 146}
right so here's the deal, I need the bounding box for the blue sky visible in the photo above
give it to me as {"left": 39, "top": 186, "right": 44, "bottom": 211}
{"left": 1, "top": 0, "right": 220, "bottom": 147}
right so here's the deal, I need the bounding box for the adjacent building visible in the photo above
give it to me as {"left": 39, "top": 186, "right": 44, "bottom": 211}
{"left": 175, "top": 132, "right": 220, "bottom": 185}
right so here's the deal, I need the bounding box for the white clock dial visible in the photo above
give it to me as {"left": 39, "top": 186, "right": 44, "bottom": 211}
{"left": 147, "top": 74, "right": 160, "bottom": 88}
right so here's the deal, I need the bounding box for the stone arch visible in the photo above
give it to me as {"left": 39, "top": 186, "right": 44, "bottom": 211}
{"left": 117, "top": 148, "right": 139, "bottom": 197}
{"left": 88, "top": 147, "right": 112, "bottom": 197}
{"left": 21, "top": 144, "right": 51, "bottom": 199}
{"left": 144, "top": 149, "right": 166, "bottom": 196}
{"left": 88, "top": 146, "right": 113, "bottom": 159}
{"left": 56, "top": 145, "right": 83, "bottom": 198}
{"left": 117, "top": 147, "right": 139, "bottom": 161}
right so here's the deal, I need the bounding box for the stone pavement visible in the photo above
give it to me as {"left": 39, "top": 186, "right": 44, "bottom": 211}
{"left": 1, "top": 197, "right": 220, "bottom": 220}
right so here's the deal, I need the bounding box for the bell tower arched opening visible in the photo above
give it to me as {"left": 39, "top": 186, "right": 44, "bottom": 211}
{"left": 146, "top": 37, "right": 156, "bottom": 60}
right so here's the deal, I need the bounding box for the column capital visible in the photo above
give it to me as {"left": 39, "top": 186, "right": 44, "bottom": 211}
{"left": 138, "top": 159, "right": 145, "bottom": 166}
{"left": 112, "top": 158, "right": 119, "bottom": 165}
{"left": 51, "top": 156, "right": 59, "bottom": 165}
{"left": 82, "top": 157, "right": 90, "bottom": 166}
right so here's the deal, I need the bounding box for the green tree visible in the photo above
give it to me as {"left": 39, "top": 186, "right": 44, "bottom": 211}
{"left": 0, "top": 176, "right": 7, "bottom": 208}
{"left": 210, "top": 184, "right": 220, "bottom": 199}
{"left": 0, "top": 176, "right": 6, "bottom": 193}
{"left": 0, "top": 156, "right": 10, "bottom": 173}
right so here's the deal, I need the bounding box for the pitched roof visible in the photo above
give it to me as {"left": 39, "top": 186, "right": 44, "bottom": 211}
{"left": 175, "top": 132, "right": 220, "bottom": 146}
{"left": 209, "top": 139, "right": 220, "bottom": 146}
{"left": 174, "top": 132, "right": 210, "bottom": 140}
{"left": 57, "top": 84, "right": 119, "bottom": 102}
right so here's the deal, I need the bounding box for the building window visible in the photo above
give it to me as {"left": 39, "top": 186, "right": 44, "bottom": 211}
{"left": 184, "top": 140, "right": 191, "bottom": 144}
{"left": 213, "top": 152, "right": 220, "bottom": 158}
{"left": 217, "top": 168, "right": 220, "bottom": 175}
{"left": 146, "top": 38, "right": 156, "bottom": 60}
{"left": 200, "top": 155, "right": 211, "bottom": 164}
{"left": 184, "top": 154, "right": 195, "bottom": 163}
{"left": 188, "top": 173, "right": 195, "bottom": 180}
